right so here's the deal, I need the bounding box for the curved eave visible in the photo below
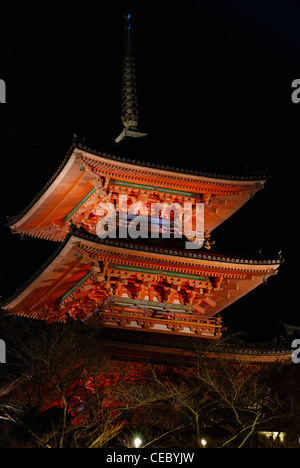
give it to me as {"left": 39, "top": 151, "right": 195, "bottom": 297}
{"left": 7, "top": 144, "right": 76, "bottom": 229}
{"left": 1, "top": 232, "right": 76, "bottom": 311}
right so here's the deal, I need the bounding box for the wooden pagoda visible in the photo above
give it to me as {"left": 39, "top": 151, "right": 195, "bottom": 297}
{"left": 1, "top": 12, "right": 290, "bottom": 365}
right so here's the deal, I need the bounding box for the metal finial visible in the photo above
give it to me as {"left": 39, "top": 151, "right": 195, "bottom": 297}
{"left": 121, "top": 11, "right": 139, "bottom": 131}
{"left": 115, "top": 12, "right": 148, "bottom": 143}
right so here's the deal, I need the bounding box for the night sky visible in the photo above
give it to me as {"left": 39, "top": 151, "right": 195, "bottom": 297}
{"left": 0, "top": 1, "right": 299, "bottom": 341}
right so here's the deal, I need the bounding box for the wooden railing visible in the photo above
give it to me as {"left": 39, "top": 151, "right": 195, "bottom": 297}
{"left": 98, "top": 303, "right": 222, "bottom": 339}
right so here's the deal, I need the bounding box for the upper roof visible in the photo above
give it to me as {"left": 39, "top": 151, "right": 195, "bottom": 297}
{"left": 6, "top": 136, "right": 267, "bottom": 241}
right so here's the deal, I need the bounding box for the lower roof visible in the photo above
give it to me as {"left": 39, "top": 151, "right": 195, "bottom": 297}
{"left": 85, "top": 326, "right": 292, "bottom": 365}
{"left": 1, "top": 225, "right": 282, "bottom": 323}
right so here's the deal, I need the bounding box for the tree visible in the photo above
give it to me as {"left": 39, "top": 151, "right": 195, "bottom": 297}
{"left": 0, "top": 319, "right": 136, "bottom": 447}
{"left": 127, "top": 343, "right": 297, "bottom": 448}
{"left": 0, "top": 319, "right": 185, "bottom": 448}
{"left": 0, "top": 317, "right": 298, "bottom": 448}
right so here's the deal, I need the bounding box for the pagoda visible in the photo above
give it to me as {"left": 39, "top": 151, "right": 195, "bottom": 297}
{"left": 1, "top": 12, "right": 290, "bottom": 365}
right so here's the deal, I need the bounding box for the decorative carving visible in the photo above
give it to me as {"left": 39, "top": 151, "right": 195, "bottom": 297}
{"left": 67, "top": 183, "right": 207, "bottom": 242}
{"left": 53, "top": 265, "right": 219, "bottom": 327}
{"left": 204, "top": 231, "right": 215, "bottom": 250}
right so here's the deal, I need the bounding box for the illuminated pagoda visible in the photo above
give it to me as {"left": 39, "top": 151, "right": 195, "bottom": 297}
{"left": 1, "top": 12, "right": 290, "bottom": 366}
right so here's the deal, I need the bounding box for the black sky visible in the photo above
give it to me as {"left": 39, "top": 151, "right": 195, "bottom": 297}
{"left": 0, "top": 0, "right": 299, "bottom": 341}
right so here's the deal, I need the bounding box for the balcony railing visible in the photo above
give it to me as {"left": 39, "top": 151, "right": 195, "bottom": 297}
{"left": 97, "top": 297, "right": 222, "bottom": 338}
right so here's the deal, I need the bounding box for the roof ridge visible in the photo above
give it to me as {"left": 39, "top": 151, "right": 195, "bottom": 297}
{"left": 76, "top": 139, "right": 269, "bottom": 182}
{"left": 69, "top": 224, "right": 283, "bottom": 265}
{"left": 6, "top": 142, "right": 76, "bottom": 227}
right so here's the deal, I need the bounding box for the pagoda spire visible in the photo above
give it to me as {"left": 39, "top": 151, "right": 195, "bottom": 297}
{"left": 115, "top": 11, "right": 147, "bottom": 143}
